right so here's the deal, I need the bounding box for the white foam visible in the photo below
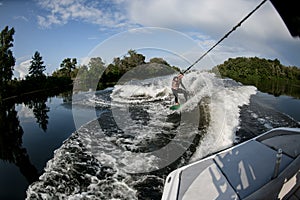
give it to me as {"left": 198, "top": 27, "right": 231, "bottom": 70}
{"left": 111, "top": 77, "right": 173, "bottom": 104}
{"left": 26, "top": 71, "right": 257, "bottom": 199}
{"left": 190, "top": 79, "right": 257, "bottom": 161}
{"left": 82, "top": 71, "right": 257, "bottom": 171}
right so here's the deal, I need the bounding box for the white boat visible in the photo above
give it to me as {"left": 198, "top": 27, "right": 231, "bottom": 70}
{"left": 162, "top": 127, "right": 300, "bottom": 200}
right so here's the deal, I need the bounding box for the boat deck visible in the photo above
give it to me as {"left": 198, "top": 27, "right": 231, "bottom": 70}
{"left": 289, "top": 186, "right": 300, "bottom": 200}
{"left": 162, "top": 128, "right": 300, "bottom": 200}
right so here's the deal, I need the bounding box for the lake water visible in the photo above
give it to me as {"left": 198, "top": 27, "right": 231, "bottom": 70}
{"left": 0, "top": 94, "right": 77, "bottom": 200}
{"left": 0, "top": 72, "right": 300, "bottom": 199}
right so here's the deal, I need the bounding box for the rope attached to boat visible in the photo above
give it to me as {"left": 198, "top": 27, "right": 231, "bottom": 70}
{"left": 183, "top": 0, "right": 268, "bottom": 74}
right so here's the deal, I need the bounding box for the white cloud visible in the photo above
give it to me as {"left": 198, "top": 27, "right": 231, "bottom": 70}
{"left": 13, "top": 15, "right": 29, "bottom": 22}
{"left": 80, "top": 56, "right": 91, "bottom": 66}
{"left": 124, "top": 0, "right": 299, "bottom": 65}
{"left": 14, "top": 59, "right": 31, "bottom": 79}
{"left": 126, "top": 0, "right": 293, "bottom": 41}
{"left": 35, "top": 0, "right": 132, "bottom": 29}
{"left": 34, "top": 0, "right": 300, "bottom": 66}
{"left": 37, "top": 15, "right": 63, "bottom": 27}
{"left": 127, "top": 0, "right": 252, "bottom": 33}
{"left": 35, "top": 0, "right": 290, "bottom": 40}
{"left": 87, "top": 36, "right": 99, "bottom": 40}
{"left": 17, "top": 103, "right": 34, "bottom": 119}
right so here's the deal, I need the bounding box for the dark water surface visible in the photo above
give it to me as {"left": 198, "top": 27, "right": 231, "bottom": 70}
{"left": 0, "top": 93, "right": 76, "bottom": 200}
{"left": 255, "top": 92, "right": 300, "bottom": 121}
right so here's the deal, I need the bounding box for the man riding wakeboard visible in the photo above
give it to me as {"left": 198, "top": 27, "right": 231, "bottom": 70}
{"left": 171, "top": 73, "right": 188, "bottom": 105}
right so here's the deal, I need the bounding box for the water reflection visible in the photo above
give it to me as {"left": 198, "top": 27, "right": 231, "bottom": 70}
{"left": 0, "top": 90, "right": 73, "bottom": 185}
{"left": 25, "top": 95, "right": 49, "bottom": 132}
{"left": 0, "top": 101, "right": 39, "bottom": 183}
{"left": 241, "top": 79, "right": 300, "bottom": 98}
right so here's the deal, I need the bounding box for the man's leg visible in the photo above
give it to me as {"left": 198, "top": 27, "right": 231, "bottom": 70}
{"left": 172, "top": 89, "right": 179, "bottom": 104}
{"left": 177, "top": 88, "right": 188, "bottom": 101}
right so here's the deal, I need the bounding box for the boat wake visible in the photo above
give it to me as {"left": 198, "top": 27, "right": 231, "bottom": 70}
{"left": 27, "top": 71, "right": 298, "bottom": 199}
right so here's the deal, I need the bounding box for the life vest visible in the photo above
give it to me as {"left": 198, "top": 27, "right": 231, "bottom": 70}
{"left": 172, "top": 76, "right": 180, "bottom": 89}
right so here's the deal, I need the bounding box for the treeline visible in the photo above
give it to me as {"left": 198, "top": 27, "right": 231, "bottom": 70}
{"left": 75, "top": 50, "right": 180, "bottom": 91}
{"left": 0, "top": 26, "right": 75, "bottom": 101}
{"left": 212, "top": 57, "right": 300, "bottom": 97}
{"left": 213, "top": 57, "right": 300, "bottom": 82}
{"left": 0, "top": 26, "right": 179, "bottom": 101}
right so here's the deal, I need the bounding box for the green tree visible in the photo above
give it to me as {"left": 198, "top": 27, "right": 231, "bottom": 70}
{"left": 88, "top": 57, "right": 106, "bottom": 89}
{"left": 149, "top": 57, "right": 170, "bottom": 66}
{"left": 119, "top": 49, "right": 145, "bottom": 74}
{"left": 212, "top": 57, "right": 300, "bottom": 97}
{"left": 73, "top": 64, "right": 89, "bottom": 91}
{"left": 99, "top": 50, "right": 146, "bottom": 87}
{"left": 60, "top": 58, "right": 77, "bottom": 78}
{"left": 88, "top": 57, "right": 105, "bottom": 76}
{"left": 28, "top": 51, "right": 46, "bottom": 78}
{"left": 103, "top": 63, "right": 120, "bottom": 83}
{"left": 0, "top": 26, "right": 15, "bottom": 100}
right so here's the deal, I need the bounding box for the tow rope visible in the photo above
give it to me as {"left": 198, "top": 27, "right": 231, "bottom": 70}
{"left": 182, "top": 0, "right": 268, "bottom": 74}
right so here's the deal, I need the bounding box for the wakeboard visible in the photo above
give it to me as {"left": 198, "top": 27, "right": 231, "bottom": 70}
{"left": 170, "top": 104, "right": 181, "bottom": 110}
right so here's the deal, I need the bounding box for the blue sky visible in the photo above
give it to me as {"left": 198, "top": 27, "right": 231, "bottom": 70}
{"left": 1, "top": 0, "right": 300, "bottom": 78}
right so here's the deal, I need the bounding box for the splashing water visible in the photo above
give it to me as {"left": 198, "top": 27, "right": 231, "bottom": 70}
{"left": 26, "top": 71, "right": 258, "bottom": 199}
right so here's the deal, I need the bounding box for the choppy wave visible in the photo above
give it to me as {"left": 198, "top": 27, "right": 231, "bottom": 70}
{"left": 27, "top": 71, "right": 259, "bottom": 199}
